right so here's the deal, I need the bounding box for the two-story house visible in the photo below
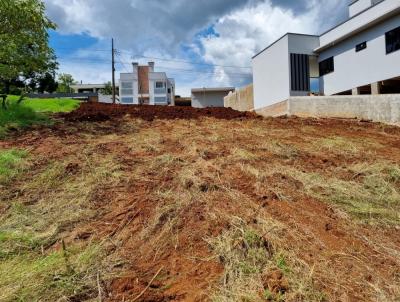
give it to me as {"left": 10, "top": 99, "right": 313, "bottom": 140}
{"left": 119, "top": 62, "right": 175, "bottom": 105}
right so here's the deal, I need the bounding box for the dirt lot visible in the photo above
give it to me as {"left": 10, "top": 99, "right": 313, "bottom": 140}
{"left": 1, "top": 103, "right": 400, "bottom": 302}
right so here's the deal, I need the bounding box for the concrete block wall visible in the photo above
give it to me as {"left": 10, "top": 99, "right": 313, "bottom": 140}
{"left": 224, "top": 84, "right": 254, "bottom": 112}
{"left": 255, "top": 95, "right": 400, "bottom": 124}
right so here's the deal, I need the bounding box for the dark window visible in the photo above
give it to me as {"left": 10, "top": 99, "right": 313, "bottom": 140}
{"left": 386, "top": 26, "right": 400, "bottom": 54}
{"left": 356, "top": 41, "right": 367, "bottom": 52}
{"left": 290, "top": 54, "right": 310, "bottom": 91}
{"left": 319, "top": 57, "right": 334, "bottom": 76}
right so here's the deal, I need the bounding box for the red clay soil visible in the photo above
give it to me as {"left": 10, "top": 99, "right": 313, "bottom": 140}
{"left": 2, "top": 104, "right": 400, "bottom": 302}
{"left": 61, "top": 102, "right": 259, "bottom": 122}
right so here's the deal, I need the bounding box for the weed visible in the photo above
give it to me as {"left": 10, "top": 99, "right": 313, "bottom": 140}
{"left": 0, "top": 103, "right": 50, "bottom": 138}
{"left": 0, "top": 149, "right": 28, "bottom": 184}
{"left": 208, "top": 218, "right": 324, "bottom": 302}
{"left": 285, "top": 163, "right": 400, "bottom": 225}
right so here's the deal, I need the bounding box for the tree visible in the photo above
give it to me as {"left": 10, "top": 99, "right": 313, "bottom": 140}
{"left": 0, "top": 0, "right": 57, "bottom": 96}
{"left": 37, "top": 72, "right": 58, "bottom": 93}
{"left": 100, "top": 82, "right": 113, "bottom": 95}
{"left": 57, "top": 73, "right": 75, "bottom": 93}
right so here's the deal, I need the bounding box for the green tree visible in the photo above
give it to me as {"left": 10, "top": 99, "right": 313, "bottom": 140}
{"left": 57, "top": 73, "right": 75, "bottom": 93}
{"left": 0, "top": 0, "right": 57, "bottom": 105}
{"left": 37, "top": 72, "right": 58, "bottom": 93}
{"left": 100, "top": 81, "right": 113, "bottom": 95}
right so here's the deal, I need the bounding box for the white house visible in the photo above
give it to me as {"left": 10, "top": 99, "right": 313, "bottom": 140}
{"left": 191, "top": 87, "right": 235, "bottom": 108}
{"left": 253, "top": 0, "right": 400, "bottom": 111}
{"left": 119, "top": 62, "right": 175, "bottom": 105}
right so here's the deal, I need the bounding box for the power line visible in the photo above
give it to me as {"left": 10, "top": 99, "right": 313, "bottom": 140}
{"left": 54, "top": 47, "right": 252, "bottom": 69}
{"left": 57, "top": 56, "right": 251, "bottom": 77}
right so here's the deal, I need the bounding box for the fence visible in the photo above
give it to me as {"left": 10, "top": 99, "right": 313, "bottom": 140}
{"left": 224, "top": 84, "right": 254, "bottom": 112}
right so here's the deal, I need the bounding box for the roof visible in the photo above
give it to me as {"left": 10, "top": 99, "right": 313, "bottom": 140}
{"left": 252, "top": 33, "right": 319, "bottom": 59}
{"left": 71, "top": 83, "right": 120, "bottom": 88}
{"left": 191, "top": 87, "right": 235, "bottom": 93}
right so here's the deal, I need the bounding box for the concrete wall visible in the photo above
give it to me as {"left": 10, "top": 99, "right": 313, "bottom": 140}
{"left": 253, "top": 35, "right": 290, "bottom": 110}
{"left": 319, "top": 0, "right": 400, "bottom": 48}
{"left": 256, "top": 95, "right": 400, "bottom": 124}
{"left": 319, "top": 14, "right": 400, "bottom": 95}
{"left": 192, "top": 90, "right": 231, "bottom": 108}
{"left": 349, "top": 0, "right": 373, "bottom": 17}
{"left": 224, "top": 84, "right": 254, "bottom": 112}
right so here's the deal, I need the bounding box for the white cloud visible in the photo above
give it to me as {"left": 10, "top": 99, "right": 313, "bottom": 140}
{"left": 45, "top": 0, "right": 349, "bottom": 96}
{"left": 197, "top": 0, "right": 347, "bottom": 87}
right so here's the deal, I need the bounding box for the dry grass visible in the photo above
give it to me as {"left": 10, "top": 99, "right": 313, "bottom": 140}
{"left": 0, "top": 146, "right": 122, "bottom": 300}
{"left": 207, "top": 218, "right": 325, "bottom": 302}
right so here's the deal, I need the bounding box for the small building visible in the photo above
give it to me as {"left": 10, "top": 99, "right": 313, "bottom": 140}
{"left": 119, "top": 62, "right": 175, "bottom": 105}
{"left": 191, "top": 87, "right": 235, "bottom": 108}
{"left": 253, "top": 0, "right": 400, "bottom": 111}
{"left": 71, "top": 83, "right": 119, "bottom": 94}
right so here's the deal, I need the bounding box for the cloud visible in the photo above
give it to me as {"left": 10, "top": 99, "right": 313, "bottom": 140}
{"left": 45, "top": 0, "right": 350, "bottom": 95}
{"left": 196, "top": 0, "right": 348, "bottom": 87}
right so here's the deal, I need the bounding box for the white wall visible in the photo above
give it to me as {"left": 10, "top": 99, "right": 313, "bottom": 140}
{"left": 119, "top": 73, "right": 139, "bottom": 104}
{"left": 319, "top": 14, "right": 400, "bottom": 95}
{"left": 191, "top": 91, "right": 231, "bottom": 108}
{"left": 252, "top": 35, "right": 290, "bottom": 110}
{"left": 288, "top": 34, "right": 320, "bottom": 96}
{"left": 149, "top": 72, "right": 169, "bottom": 105}
{"left": 349, "top": 0, "right": 373, "bottom": 17}
{"left": 319, "top": 0, "right": 400, "bottom": 49}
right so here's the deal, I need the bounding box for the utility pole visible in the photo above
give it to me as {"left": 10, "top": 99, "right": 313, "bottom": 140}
{"left": 111, "top": 38, "right": 116, "bottom": 104}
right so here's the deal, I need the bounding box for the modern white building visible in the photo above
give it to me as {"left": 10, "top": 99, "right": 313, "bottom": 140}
{"left": 119, "top": 62, "right": 175, "bottom": 105}
{"left": 253, "top": 0, "right": 400, "bottom": 110}
{"left": 191, "top": 87, "right": 235, "bottom": 108}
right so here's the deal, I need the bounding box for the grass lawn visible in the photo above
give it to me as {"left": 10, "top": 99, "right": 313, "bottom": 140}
{"left": 7, "top": 95, "right": 80, "bottom": 113}
{"left": 0, "top": 96, "right": 80, "bottom": 138}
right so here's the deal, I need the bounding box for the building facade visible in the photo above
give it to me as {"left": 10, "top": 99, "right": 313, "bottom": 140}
{"left": 253, "top": 0, "right": 400, "bottom": 110}
{"left": 119, "top": 62, "right": 175, "bottom": 105}
{"left": 191, "top": 87, "right": 235, "bottom": 108}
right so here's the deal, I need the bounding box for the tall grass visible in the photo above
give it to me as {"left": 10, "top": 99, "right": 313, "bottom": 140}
{"left": 0, "top": 149, "right": 28, "bottom": 184}
{"left": 0, "top": 103, "right": 49, "bottom": 138}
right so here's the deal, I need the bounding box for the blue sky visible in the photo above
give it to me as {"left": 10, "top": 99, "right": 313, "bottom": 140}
{"left": 45, "top": 0, "right": 348, "bottom": 96}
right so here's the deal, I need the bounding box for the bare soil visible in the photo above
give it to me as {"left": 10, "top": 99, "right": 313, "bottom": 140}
{"left": 1, "top": 103, "right": 400, "bottom": 302}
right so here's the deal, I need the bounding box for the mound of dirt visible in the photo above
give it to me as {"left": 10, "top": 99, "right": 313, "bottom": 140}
{"left": 61, "top": 102, "right": 260, "bottom": 122}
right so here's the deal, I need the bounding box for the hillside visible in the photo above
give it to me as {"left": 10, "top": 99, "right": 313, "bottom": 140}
{"left": 1, "top": 103, "right": 399, "bottom": 301}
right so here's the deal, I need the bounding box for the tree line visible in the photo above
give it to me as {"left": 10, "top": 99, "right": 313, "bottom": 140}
{"left": 0, "top": 0, "right": 112, "bottom": 99}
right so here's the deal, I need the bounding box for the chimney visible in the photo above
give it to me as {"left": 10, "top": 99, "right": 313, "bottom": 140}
{"left": 132, "top": 62, "right": 139, "bottom": 72}
{"left": 148, "top": 61, "right": 155, "bottom": 72}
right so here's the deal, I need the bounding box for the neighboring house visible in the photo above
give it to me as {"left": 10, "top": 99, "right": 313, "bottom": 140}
{"left": 119, "top": 62, "right": 175, "bottom": 106}
{"left": 253, "top": 0, "right": 400, "bottom": 111}
{"left": 71, "top": 83, "right": 119, "bottom": 94}
{"left": 191, "top": 87, "right": 235, "bottom": 108}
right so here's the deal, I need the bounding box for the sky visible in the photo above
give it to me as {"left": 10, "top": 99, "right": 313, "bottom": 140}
{"left": 45, "top": 0, "right": 350, "bottom": 96}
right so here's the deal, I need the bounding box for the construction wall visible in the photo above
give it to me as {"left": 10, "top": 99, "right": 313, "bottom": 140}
{"left": 224, "top": 84, "right": 254, "bottom": 112}
{"left": 255, "top": 94, "right": 400, "bottom": 124}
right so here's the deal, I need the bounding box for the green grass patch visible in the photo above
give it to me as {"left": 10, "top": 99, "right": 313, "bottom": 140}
{"left": 0, "top": 96, "right": 80, "bottom": 138}
{"left": 0, "top": 242, "right": 102, "bottom": 301}
{"left": 7, "top": 95, "right": 80, "bottom": 113}
{"left": 0, "top": 149, "right": 28, "bottom": 184}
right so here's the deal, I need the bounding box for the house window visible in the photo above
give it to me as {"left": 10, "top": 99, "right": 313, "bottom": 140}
{"left": 121, "top": 97, "right": 133, "bottom": 104}
{"left": 120, "top": 82, "right": 133, "bottom": 95}
{"left": 290, "top": 53, "right": 310, "bottom": 91}
{"left": 154, "top": 97, "right": 167, "bottom": 104}
{"left": 319, "top": 57, "right": 334, "bottom": 76}
{"left": 386, "top": 26, "right": 400, "bottom": 54}
{"left": 356, "top": 41, "right": 367, "bottom": 52}
{"left": 155, "top": 82, "right": 165, "bottom": 88}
